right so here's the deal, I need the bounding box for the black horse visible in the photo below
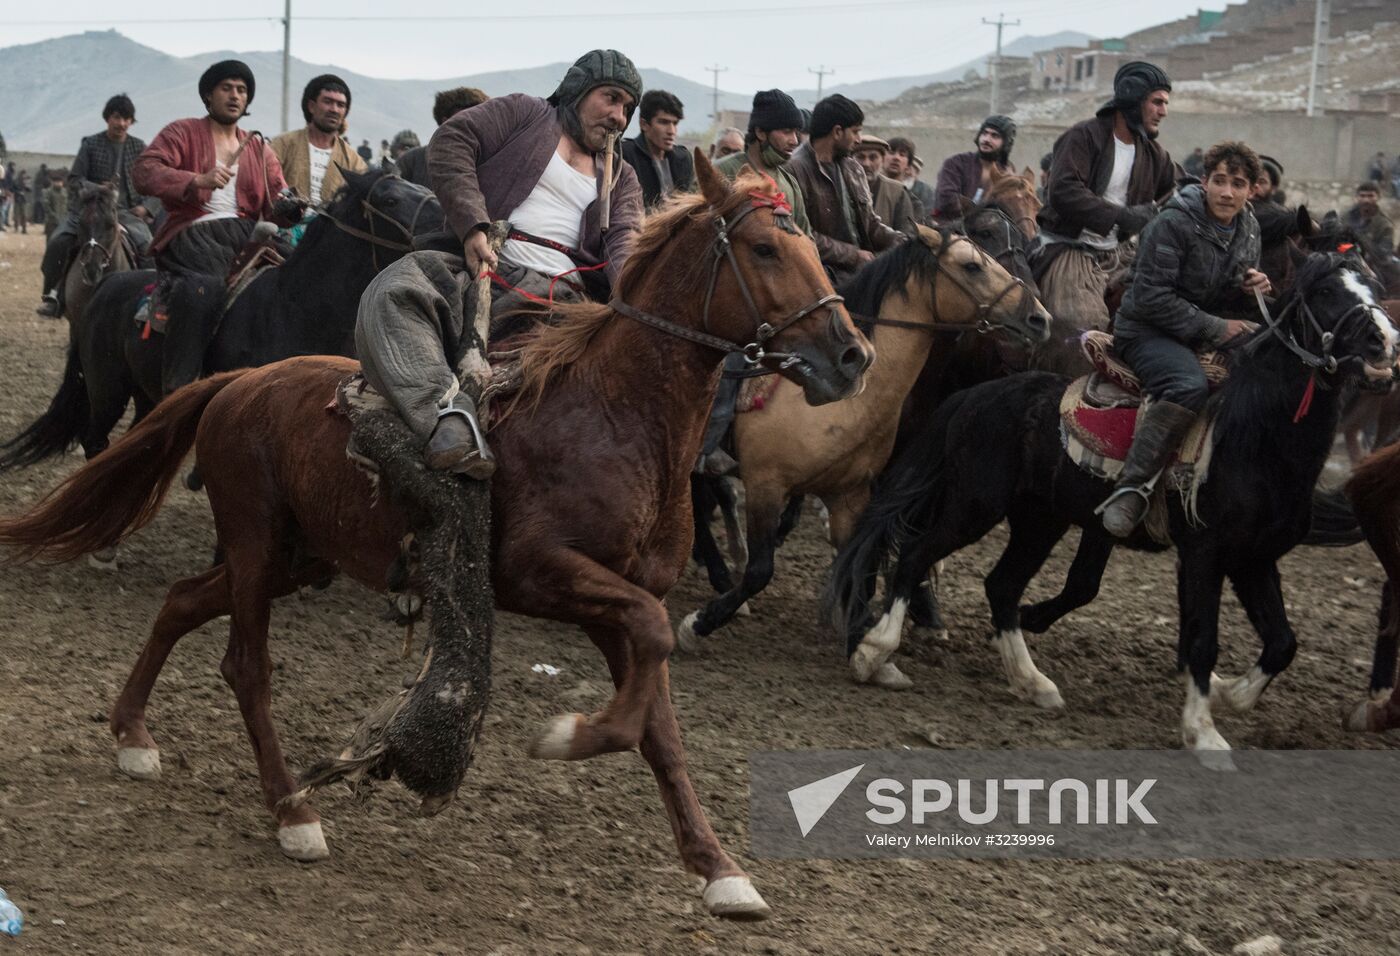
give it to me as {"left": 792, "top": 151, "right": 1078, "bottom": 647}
{"left": 688, "top": 200, "right": 1042, "bottom": 600}
{"left": 0, "top": 168, "right": 442, "bottom": 469}
{"left": 825, "top": 251, "right": 1396, "bottom": 754}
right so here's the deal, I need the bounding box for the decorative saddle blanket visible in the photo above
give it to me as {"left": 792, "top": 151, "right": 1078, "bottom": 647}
{"left": 1059, "top": 331, "right": 1224, "bottom": 539}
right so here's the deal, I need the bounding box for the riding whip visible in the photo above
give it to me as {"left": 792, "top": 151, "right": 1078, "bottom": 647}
{"left": 600, "top": 131, "right": 618, "bottom": 233}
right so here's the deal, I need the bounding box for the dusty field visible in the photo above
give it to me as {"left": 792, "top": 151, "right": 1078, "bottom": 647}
{"left": 1, "top": 229, "right": 1398, "bottom": 955}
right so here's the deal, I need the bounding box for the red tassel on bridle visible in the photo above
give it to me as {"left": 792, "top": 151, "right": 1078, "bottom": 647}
{"left": 1292, "top": 371, "right": 1317, "bottom": 423}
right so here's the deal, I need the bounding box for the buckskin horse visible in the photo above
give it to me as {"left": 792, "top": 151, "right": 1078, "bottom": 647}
{"left": 677, "top": 226, "right": 1050, "bottom": 680}
{"left": 0, "top": 168, "right": 441, "bottom": 470}
{"left": 825, "top": 251, "right": 1396, "bottom": 755}
{"left": 0, "top": 155, "right": 871, "bottom": 919}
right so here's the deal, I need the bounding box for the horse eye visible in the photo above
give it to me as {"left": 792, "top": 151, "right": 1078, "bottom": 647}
{"left": 962, "top": 261, "right": 983, "bottom": 274}
{"left": 753, "top": 243, "right": 777, "bottom": 259}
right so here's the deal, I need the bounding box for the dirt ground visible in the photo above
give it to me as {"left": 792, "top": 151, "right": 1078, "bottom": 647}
{"left": 1, "top": 229, "right": 1398, "bottom": 955}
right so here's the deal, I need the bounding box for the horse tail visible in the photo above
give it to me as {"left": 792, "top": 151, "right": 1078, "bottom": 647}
{"left": 0, "top": 371, "right": 249, "bottom": 563}
{"left": 1303, "top": 485, "right": 1364, "bottom": 547}
{"left": 822, "top": 395, "right": 962, "bottom": 640}
{"left": 0, "top": 343, "right": 89, "bottom": 472}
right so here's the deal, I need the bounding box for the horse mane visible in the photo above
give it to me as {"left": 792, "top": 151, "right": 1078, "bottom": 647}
{"left": 838, "top": 233, "right": 943, "bottom": 336}
{"left": 296, "top": 167, "right": 404, "bottom": 249}
{"left": 503, "top": 170, "right": 784, "bottom": 418}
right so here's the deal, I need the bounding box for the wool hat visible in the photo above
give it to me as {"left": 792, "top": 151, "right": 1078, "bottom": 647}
{"left": 750, "top": 89, "right": 803, "bottom": 131}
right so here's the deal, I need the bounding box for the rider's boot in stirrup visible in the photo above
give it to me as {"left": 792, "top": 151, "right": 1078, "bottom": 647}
{"left": 1095, "top": 400, "right": 1197, "bottom": 538}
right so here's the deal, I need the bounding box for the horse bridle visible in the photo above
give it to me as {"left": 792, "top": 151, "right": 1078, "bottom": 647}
{"left": 77, "top": 197, "right": 124, "bottom": 287}
{"left": 610, "top": 193, "right": 844, "bottom": 367}
{"left": 1253, "top": 273, "right": 1387, "bottom": 376}
{"left": 858, "top": 233, "right": 1032, "bottom": 338}
{"left": 311, "top": 174, "right": 440, "bottom": 271}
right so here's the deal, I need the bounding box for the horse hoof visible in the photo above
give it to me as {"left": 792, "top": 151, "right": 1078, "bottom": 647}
{"left": 736, "top": 601, "right": 752, "bottom": 617}
{"left": 913, "top": 627, "right": 949, "bottom": 644}
{"left": 88, "top": 549, "right": 119, "bottom": 571}
{"left": 529, "top": 713, "right": 584, "bottom": 760}
{"left": 703, "top": 876, "right": 771, "bottom": 920}
{"left": 871, "top": 661, "right": 913, "bottom": 690}
{"left": 278, "top": 822, "right": 330, "bottom": 862}
{"left": 1030, "top": 684, "right": 1065, "bottom": 710}
{"left": 676, "top": 611, "right": 704, "bottom": 654}
{"left": 849, "top": 642, "right": 886, "bottom": 684}
{"left": 1343, "top": 699, "right": 1376, "bottom": 732}
{"left": 419, "top": 792, "right": 455, "bottom": 817}
{"left": 116, "top": 747, "right": 161, "bottom": 781}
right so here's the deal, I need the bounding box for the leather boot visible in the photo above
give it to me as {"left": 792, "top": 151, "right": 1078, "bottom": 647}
{"left": 1096, "top": 400, "right": 1198, "bottom": 538}
{"left": 425, "top": 396, "right": 496, "bottom": 480}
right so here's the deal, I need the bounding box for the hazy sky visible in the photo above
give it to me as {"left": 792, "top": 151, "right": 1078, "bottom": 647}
{"left": 3, "top": 0, "right": 1220, "bottom": 90}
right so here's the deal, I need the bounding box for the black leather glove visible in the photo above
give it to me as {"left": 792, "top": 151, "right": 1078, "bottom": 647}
{"left": 1115, "top": 203, "right": 1156, "bottom": 239}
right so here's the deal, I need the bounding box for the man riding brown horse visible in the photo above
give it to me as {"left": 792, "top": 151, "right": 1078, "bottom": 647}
{"left": 355, "top": 49, "right": 645, "bottom": 478}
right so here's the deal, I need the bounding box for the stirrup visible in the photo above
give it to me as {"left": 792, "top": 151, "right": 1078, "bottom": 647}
{"left": 1093, "top": 483, "right": 1153, "bottom": 517}
{"left": 437, "top": 406, "right": 495, "bottom": 467}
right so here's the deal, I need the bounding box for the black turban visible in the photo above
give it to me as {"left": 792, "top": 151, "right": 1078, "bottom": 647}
{"left": 547, "top": 49, "right": 643, "bottom": 122}
{"left": 1097, "top": 61, "right": 1170, "bottom": 139}
{"left": 976, "top": 114, "right": 1017, "bottom": 164}
{"left": 199, "top": 60, "right": 256, "bottom": 106}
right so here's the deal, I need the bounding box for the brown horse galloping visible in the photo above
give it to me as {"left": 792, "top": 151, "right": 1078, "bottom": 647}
{"left": 1344, "top": 439, "right": 1400, "bottom": 733}
{"left": 0, "top": 155, "right": 872, "bottom": 919}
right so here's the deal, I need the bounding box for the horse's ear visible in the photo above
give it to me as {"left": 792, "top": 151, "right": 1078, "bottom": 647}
{"left": 914, "top": 224, "right": 943, "bottom": 250}
{"left": 1287, "top": 241, "right": 1308, "bottom": 268}
{"left": 693, "top": 148, "right": 731, "bottom": 207}
{"left": 956, "top": 194, "right": 978, "bottom": 217}
{"left": 1021, "top": 166, "right": 1036, "bottom": 186}
{"left": 1296, "top": 204, "right": 1316, "bottom": 238}
{"left": 988, "top": 164, "right": 1006, "bottom": 183}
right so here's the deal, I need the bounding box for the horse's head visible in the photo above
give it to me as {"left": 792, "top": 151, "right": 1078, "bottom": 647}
{"left": 961, "top": 203, "right": 1039, "bottom": 295}
{"left": 619, "top": 150, "right": 872, "bottom": 405}
{"left": 328, "top": 167, "right": 445, "bottom": 258}
{"left": 912, "top": 225, "right": 1050, "bottom": 346}
{"left": 76, "top": 181, "right": 121, "bottom": 287}
{"left": 1278, "top": 249, "right": 1398, "bottom": 384}
{"left": 983, "top": 165, "right": 1041, "bottom": 242}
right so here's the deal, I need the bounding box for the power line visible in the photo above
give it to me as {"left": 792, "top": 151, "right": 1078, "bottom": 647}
{"left": 809, "top": 65, "right": 834, "bottom": 99}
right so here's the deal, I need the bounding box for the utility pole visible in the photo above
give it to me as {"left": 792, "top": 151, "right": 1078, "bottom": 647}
{"left": 982, "top": 13, "right": 1020, "bottom": 114}
{"left": 705, "top": 63, "right": 728, "bottom": 124}
{"left": 809, "top": 65, "right": 834, "bottom": 99}
{"left": 281, "top": 0, "right": 293, "bottom": 133}
{"left": 1307, "top": 0, "right": 1331, "bottom": 116}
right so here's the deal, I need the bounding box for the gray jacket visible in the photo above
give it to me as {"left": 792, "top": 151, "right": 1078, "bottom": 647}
{"left": 1116, "top": 184, "right": 1260, "bottom": 348}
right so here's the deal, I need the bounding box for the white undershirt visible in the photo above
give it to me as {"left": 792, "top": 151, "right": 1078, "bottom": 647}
{"left": 1081, "top": 138, "right": 1136, "bottom": 250}
{"left": 194, "top": 163, "right": 239, "bottom": 223}
{"left": 308, "top": 143, "right": 333, "bottom": 204}
{"left": 500, "top": 150, "right": 597, "bottom": 277}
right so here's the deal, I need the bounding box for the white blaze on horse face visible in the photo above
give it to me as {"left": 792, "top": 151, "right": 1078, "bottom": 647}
{"left": 993, "top": 629, "right": 1064, "bottom": 709}
{"left": 1341, "top": 269, "right": 1398, "bottom": 364}
{"left": 851, "top": 597, "right": 907, "bottom": 683}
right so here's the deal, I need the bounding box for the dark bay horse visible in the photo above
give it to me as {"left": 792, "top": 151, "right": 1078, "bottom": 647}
{"left": 0, "top": 157, "right": 872, "bottom": 919}
{"left": 0, "top": 168, "right": 440, "bottom": 469}
{"left": 62, "top": 181, "right": 136, "bottom": 324}
{"left": 825, "top": 252, "right": 1396, "bottom": 754}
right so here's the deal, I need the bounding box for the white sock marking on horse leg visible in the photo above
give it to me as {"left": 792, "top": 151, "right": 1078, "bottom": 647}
{"left": 529, "top": 714, "right": 581, "bottom": 760}
{"left": 1223, "top": 665, "right": 1273, "bottom": 713}
{"left": 676, "top": 610, "right": 703, "bottom": 654}
{"left": 1182, "top": 679, "right": 1232, "bottom": 755}
{"left": 993, "top": 629, "right": 1064, "bottom": 709}
{"left": 278, "top": 821, "right": 330, "bottom": 862}
{"left": 702, "top": 876, "right": 771, "bottom": 919}
{"left": 851, "top": 598, "right": 907, "bottom": 683}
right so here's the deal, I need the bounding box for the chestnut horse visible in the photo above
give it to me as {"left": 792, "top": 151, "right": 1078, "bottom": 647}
{"left": 0, "top": 155, "right": 872, "bottom": 919}
{"left": 1344, "top": 439, "right": 1400, "bottom": 733}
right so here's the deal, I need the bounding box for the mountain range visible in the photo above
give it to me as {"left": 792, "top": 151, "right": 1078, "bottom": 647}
{"left": 1, "top": 29, "right": 1091, "bottom": 153}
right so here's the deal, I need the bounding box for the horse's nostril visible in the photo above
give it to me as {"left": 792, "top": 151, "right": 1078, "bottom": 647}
{"left": 839, "top": 345, "right": 870, "bottom": 375}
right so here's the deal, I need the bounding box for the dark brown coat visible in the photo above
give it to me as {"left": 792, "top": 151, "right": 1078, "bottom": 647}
{"left": 1036, "top": 113, "right": 1175, "bottom": 240}
{"left": 787, "top": 142, "right": 903, "bottom": 280}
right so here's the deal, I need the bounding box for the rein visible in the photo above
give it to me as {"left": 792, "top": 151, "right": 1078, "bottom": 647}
{"left": 310, "top": 175, "right": 440, "bottom": 270}
{"left": 610, "top": 191, "right": 843, "bottom": 366}
{"left": 77, "top": 195, "right": 125, "bottom": 287}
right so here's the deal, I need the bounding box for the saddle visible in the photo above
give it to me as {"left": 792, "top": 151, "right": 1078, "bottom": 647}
{"left": 135, "top": 222, "right": 285, "bottom": 337}
{"left": 1059, "top": 331, "right": 1223, "bottom": 537}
